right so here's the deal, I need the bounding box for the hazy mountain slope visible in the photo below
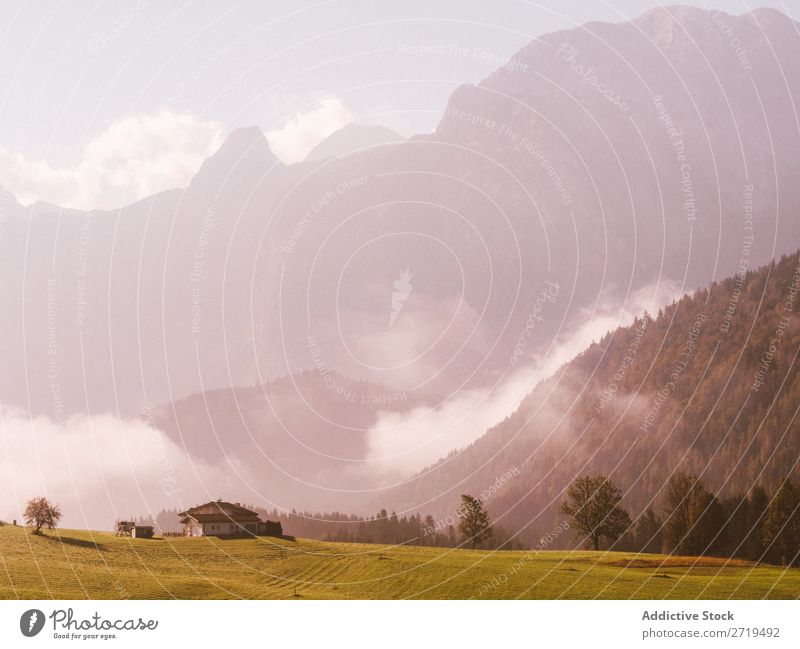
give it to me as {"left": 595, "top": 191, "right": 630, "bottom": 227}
{"left": 381, "top": 252, "right": 800, "bottom": 544}
{"left": 152, "top": 370, "right": 427, "bottom": 511}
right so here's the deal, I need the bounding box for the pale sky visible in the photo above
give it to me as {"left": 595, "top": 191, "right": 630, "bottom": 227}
{"left": 0, "top": 0, "right": 796, "bottom": 209}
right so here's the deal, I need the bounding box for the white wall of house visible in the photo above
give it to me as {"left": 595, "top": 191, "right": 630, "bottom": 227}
{"left": 184, "top": 520, "right": 203, "bottom": 537}
{"left": 183, "top": 519, "right": 259, "bottom": 536}
{"left": 202, "top": 522, "right": 243, "bottom": 535}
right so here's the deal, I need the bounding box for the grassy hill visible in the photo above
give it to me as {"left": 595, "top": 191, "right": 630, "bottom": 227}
{"left": 0, "top": 525, "right": 797, "bottom": 599}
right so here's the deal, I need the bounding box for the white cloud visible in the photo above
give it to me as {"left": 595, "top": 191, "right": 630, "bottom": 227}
{"left": 528, "top": 279, "right": 683, "bottom": 372}
{"left": 365, "top": 279, "right": 684, "bottom": 478}
{"left": 0, "top": 111, "right": 222, "bottom": 210}
{"left": 365, "top": 368, "right": 537, "bottom": 480}
{"left": 0, "top": 409, "right": 248, "bottom": 530}
{"left": 265, "top": 96, "right": 352, "bottom": 164}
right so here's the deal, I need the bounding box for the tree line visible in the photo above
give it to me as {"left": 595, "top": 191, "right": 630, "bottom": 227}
{"left": 139, "top": 495, "right": 512, "bottom": 549}
{"left": 561, "top": 473, "right": 800, "bottom": 566}
{"left": 253, "top": 497, "right": 515, "bottom": 549}
{"left": 21, "top": 474, "right": 800, "bottom": 567}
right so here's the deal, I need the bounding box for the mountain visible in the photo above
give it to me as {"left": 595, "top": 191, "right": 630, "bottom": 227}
{"left": 3, "top": 5, "right": 800, "bottom": 435}
{"left": 379, "top": 252, "right": 800, "bottom": 545}
{"left": 305, "top": 124, "right": 404, "bottom": 161}
{"left": 190, "top": 126, "right": 283, "bottom": 191}
{"left": 152, "top": 370, "right": 429, "bottom": 511}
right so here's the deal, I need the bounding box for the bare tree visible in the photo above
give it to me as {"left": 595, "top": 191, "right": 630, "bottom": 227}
{"left": 24, "top": 497, "right": 62, "bottom": 533}
{"left": 561, "top": 475, "right": 631, "bottom": 550}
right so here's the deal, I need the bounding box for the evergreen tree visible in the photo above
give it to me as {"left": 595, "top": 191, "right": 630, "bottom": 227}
{"left": 762, "top": 479, "right": 800, "bottom": 566}
{"left": 423, "top": 515, "right": 437, "bottom": 545}
{"left": 457, "top": 495, "right": 493, "bottom": 549}
{"left": 743, "top": 486, "right": 769, "bottom": 561}
{"left": 662, "top": 472, "right": 697, "bottom": 554}
{"left": 685, "top": 488, "right": 726, "bottom": 556}
{"left": 446, "top": 525, "right": 457, "bottom": 546}
{"left": 634, "top": 507, "right": 663, "bottom": 554}
{"left": 662, "top": 472, "right": 725, "bottom": 556}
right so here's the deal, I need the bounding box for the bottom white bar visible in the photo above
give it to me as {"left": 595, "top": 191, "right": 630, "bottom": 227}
{"left": 1, "top": 600, "right": 797, "bottom": 648}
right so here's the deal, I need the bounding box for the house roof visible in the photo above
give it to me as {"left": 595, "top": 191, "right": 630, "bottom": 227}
{"left": 179, "top": 501, "right": 262, "bottom": 523}
{"left": 181, "top": 515, "right": 259, "bottom": 524}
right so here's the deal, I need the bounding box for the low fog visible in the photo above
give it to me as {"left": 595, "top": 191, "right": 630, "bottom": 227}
{"left": 0, "top": 409, "right": 257, "bottom": 530}
{"left": 365, "top": 280, "right": 682, "bottom": 477}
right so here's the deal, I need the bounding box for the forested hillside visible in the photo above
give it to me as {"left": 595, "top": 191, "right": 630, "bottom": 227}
{"left": 387, "top": 252, "right": 800, "bottom": 546}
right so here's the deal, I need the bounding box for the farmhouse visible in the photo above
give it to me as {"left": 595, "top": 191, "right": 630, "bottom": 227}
{"left": 179, "top": 500, "right": 282, "bottom": 537}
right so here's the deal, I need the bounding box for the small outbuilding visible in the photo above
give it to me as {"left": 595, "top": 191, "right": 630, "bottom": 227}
{"left": 132, "top": 525, "right": 154, "bottom": 539}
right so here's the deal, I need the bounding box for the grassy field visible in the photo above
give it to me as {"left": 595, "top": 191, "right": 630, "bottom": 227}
{"left": 0, "top": 524, "right": 797, "bottom": 599}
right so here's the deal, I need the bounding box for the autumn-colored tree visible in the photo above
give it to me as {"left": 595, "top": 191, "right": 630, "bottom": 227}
{"left": 561, "top": 475, "right": 632, "bottom": 550}
{"left": 24, "top": 497, "right": 62, "bottom": 533}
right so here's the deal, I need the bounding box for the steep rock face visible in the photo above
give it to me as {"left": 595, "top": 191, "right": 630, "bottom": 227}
{"left": 3, "top": 7, "right": 800, "bottom": 445}
{"left": 434, "top": 6, "right": 800, "bottom": 293}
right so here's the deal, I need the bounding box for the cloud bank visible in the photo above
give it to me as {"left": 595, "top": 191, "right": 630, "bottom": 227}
{"left": 0, "top": 111, "right": 222, "bottom": 210}
{"left": 365, "top": 280, "right": 683, "bottom": 477}
{"left": 265, "top": 96, "right": 352, "bottom": 164}
{"left": 0, "top": 409, "right": 251, "bottom": 530}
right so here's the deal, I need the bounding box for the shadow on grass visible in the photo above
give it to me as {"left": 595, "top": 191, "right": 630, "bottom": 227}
{"left": 36, "top": 531, "right": 106, "bottom": 551}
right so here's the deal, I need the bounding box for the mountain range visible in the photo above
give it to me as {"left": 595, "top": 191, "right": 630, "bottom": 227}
{"left": 2, "top": 6, "right": 800, "bottom": 528}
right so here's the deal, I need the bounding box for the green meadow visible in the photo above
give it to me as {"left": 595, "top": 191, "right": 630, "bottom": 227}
{"left": 0, "top": 525, "right": 797, "bottom": 599}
